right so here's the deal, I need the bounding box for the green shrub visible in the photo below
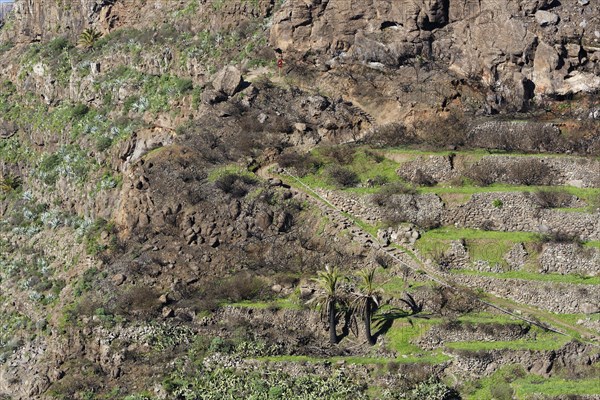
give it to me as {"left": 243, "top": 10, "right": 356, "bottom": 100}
{"left": 176, "top": 78, "right": 194, "bottom": 94}
{"left": 123, "top": 96, "right": 139, "bottom": 113}
{"left": 70, "top": 103, "right": 89, "bottom": 119}
{"left": 490, "top": 382, "right": 515, "bottom": 400}
{"left": 47, "top": 36, "right": 71, "bottom": 54}
{"left": 78, "top": 28, "right": 102, "bottom": 49}
{"left": 95, "top": 136, "right": 112, "bottom": 152}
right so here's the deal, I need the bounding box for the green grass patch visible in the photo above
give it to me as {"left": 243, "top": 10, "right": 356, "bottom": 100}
{"left": 447, "top": 329, "right": 569, "bottom": 351}
{"left": 584, "top": 240, "right": 600, "bottom": 250}
{"left": 415, "top": 227, "right": 540, "bottom": 266}
{"left": 385, "top": 318, "right": 437, "bottom": 354}
{"left": 383, "top": 318, "right": 450, "bottom": 364}
{"left": 207, "top": 165, "right": 256, "bottom": 182}
{"left": 417, "top": 227, "right": 539, "bottom": 242}
{"left": 456, "top": 312, "right": 525, "bottom": 325}
{"left": 452, "top": 269, "right": 600, "bottom": 285}
{"left": 514, "top": 377, "right": 600, "bottom": 398}
{"left": 296, "top": 146, "right": 402, "bottom": 191}
{"left": 464, "top": 364, "right": 600, "bottom": 399}
{"left": 554, "top": 313, "right": 600, "bottom": 325}
{"left": 255, "top": 355, "right": 390, "bottom": 365}
{"left": 227, "top": 298, "right": 303, "bottom": 311}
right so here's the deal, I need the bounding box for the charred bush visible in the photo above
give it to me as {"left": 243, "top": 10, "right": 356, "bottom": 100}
{"left": 364, "top": 149, "right": 385, "bottom": 163}
{"left": 363, "top": 123, "right": 417, "bottom": 147}
{"left": 114, "top": 286, "right": 160, "bottom": 318}
{"left": 415, "top": 112, "right": 469, "bottom": 148}
{"left": 320, "top": 146, "right": 356, "bottom": 165}
{"left": 370, "top": 182, "right": 417, "bottom": 206}
{"left": 507, "top": 158, "right": 555, "bottom": 186}
{"left": 218, "top": 273, "right": 269, "bottom": 303}
{"left": 326, "top": 165, "right": 360, "bottom": 188}
{"left": 466, "top": 161, "right": 505, "bottom": 186}
{"left": 534, "top": 189, "right": 573, "bottom": 208}
{"left": 214, "top": 172, "right": 257, "bottom": 197}
{"left": 411, "top": 169, "right": 437, "bottom": 186}
{"left": 277, "top": 152, "right": 322, "bottom": 177}
{"left": 540, "top": 231, "right": 583, "bottom": 245}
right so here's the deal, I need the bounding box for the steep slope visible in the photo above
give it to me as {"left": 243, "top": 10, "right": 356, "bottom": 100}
{"left": 0, "top": 0, "right": 597, "bottom": 399}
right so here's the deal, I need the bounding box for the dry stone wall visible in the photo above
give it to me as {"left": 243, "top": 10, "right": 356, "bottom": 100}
{"left": 398, "top": 153, "right": 600, "bottom": 188}
{"left": 445, "top": 192, "right": 600, "bottom": 241}
{"left": 445, "top": 274, "right": 600, "bottom": 314}
{"left": 417, "top": 322, "right": 530, "bottom": 350}
{"left": 539, "top": 244, "right": 600, "bottom": 276}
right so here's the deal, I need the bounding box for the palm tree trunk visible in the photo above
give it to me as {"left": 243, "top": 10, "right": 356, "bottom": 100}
{"left": 364, "top": 299, "right": 375, "bottom": 345}
{"left": 328, "top": 299, "right": 337, "bottom": 344}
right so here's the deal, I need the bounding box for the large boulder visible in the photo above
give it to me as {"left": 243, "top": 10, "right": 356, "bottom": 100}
{"left": 212, "top": 66, "right": 243, "bottom": 97}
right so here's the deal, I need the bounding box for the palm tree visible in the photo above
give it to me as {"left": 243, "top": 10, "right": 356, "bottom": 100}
{"left": 308, "top": 266, "right": 343, "bottom": 344}
{"left": 351, "top": 268, "right": 383, "bottom": 345}
{"left": 78, "top": 28, "right": 101, "bottom": 49}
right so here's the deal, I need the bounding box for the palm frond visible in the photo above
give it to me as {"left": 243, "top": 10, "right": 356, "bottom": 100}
{"left": 400, "top": 292, "right": 423, "bottom": 314}
{"left": 78, "top": 28, "right": 101, "bottom": 49}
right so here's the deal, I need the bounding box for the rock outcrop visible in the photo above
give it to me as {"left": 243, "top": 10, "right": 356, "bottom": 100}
{"left": 271, "top": 0, "right": 600, "bottom": 113}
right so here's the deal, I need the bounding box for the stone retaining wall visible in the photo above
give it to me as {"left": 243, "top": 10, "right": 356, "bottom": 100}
{"left": 446, "top": 274, "right": 600, "bottom": 314}
{"left": 442, "top": 240, "right": 600, "bottom": 277}
{"left": 445, "top": 192, "right": 600, "bottom": 241}
{"left": 417, "top": 322, "right": 530, "bottom": 350}
{"left": 319, "top": 189, "right": 599, "bottom": 242}
{"left": 539, "top": 244, "right": 600, "bottom": 276}
{"left": 398, "top": 153, "right": 600, "bottom": 188}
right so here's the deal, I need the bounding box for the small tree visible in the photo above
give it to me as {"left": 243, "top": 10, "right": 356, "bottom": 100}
{"left": 351, "top": 268, "right": 383, "bottom": 345}
{"left": 308, "top": 266, "right": 343, "bottom": 344}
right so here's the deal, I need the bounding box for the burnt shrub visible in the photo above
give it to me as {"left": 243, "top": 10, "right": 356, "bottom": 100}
{"left": 540, "top": 231, "right": 583, "bottom": 245}
{"left": 411, "top": 169, "right": 437, "bottom": 186}
{"left": 506, "top": 158, "right": 555, "bottom": 186}
{"left": 466, "top": 161, "right": 505, "bottom": 186}
{"left": 277, "top": 152, "right": 322, "bottom": 177}
{"left": 218, "top": 273, "right": 269, "bottom": 303}
{"left": 326, "top": 165, "right": 360, "bottom": 188}
{"left": 114, "top": 286, "right": 160, "bottom": 318}
{"left": 364, "top": 149, "right": 385, "bottom": 163}
{"left": 429, "top": 286, "right": 481, "bottom": 316}
{"left": 367, "top": 175, "right": 388, "bottom": 187}
{"left": 214, "top": 172, "right": 257, "bottom": 197}
{"left": 320, "top": 146, "right": 356, "bottom": 165}
{"left": 370, "top": 182, "right": 417, "bottom": 206}
{"left": 363, "top": 123, "right": 417, "bottom": 147}
{"left": 415, "top": 112, "right": 469, "bottom": 148}
{"left": 534, "top": 189, "right": 573, "bottom": 208}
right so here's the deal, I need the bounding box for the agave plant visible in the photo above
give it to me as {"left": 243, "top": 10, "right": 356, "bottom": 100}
{"left": 351, "top": 268, "right": 383, "bottom": 345}
{"left": 0, "top": 174, "right": 21, "bottom": 192}
{"left": 77, "top": 27, "right": 101, "bottom": 49}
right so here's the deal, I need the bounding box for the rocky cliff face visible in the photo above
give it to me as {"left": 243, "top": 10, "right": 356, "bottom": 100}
{"left": 6, "top": 0, "right": 600, "bottom": 117}
{"left": 270, "top": 0, "right": 600, "bottom": 114}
